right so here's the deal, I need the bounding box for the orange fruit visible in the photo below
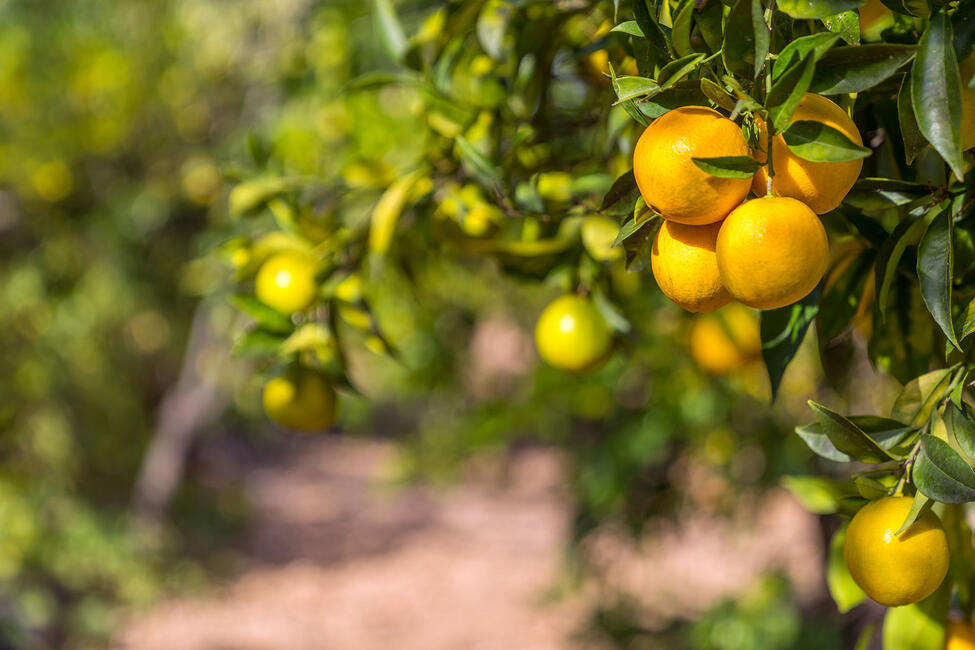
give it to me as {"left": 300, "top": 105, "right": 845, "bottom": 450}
{"left": 651, "top": 220, "right": 731, "bottom": 313}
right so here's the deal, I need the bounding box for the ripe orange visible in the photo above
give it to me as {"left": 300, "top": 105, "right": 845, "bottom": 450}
{"left": 751, "top": 93, "right": 863, "bottom": 214}
{"left": 651, "top": 220, "right": 730, "bottom": 313}
{"left": 633, "top": 106, "right": 752, "bottom": 225}
{"left": 716, "top": 197, "right": 829, "bottom": 310}
{"left": 688, "top": 304, "right": 761, "bottom": 375}
{"left": 843, "top": 496, "right": 950, "bottom": 607}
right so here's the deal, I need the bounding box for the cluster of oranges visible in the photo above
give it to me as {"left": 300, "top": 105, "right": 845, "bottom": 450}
{"left": 642, "top": 95, "right": 862, "bottom": 315}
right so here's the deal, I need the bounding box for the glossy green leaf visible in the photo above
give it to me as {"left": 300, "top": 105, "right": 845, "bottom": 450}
{"left": 767, "top": 52, "right": 818, "bottom": 132}
{"left": 954, "top": 0, "right": 975, "bottom": 61}
{"left": 773, "top": 32, "right": 840, "bottom": 79}
{"left": 600, "top": 170, "right": 638, "bottom": 213}
{"left": 890, "top": 368, "right": 953, "bottom": 426}
{"left": 778, "top": 0, "right": 864, "bottom": 19}
{"left": 911, "top": 12, "right": 964, "bottom": 180}
{"left": 809, "top": 401, "right": 897, "bottom": 463}
{"left": 700, "top": 78, "right": 737, "bottom": 110}
{"left": 913, "top": 434, "right": 975, "bottom": 503}
{"left": 761, "top": 287, "right": 819, "bottom": 400}
{"left": 947, "top": 401, "right": 975, "bottom": 460}
{"left": 827, "top": 525, "right": 866, "bottom": 612}
{"left": 611, "top": 20, "right": 645, "bottom": 37}
{"left": 917, "top": 207, "right": 959, "bottom": 350}
{"left": 691, "top": 156, "right": 763, "bottom": 178}
{"left": 782, "top": 120, "right": 872, "bottom": 162}
{"left": 817, "top": 249, "right": 874, "bottom": 344}
{"left": 956, "top": 298, "right": 975, "bottom": 343}
{"left": 895, "top": 491, "right": 932, "bottom": 535}
{"left": 671, "top": 0, "right": 697, "bottom": 58}
{"left": 696, "top": 0, "right": 724, "bottom": 54}
{"left": 658, "top": 53, "right": 706, "bottom": 89}
{"left": 810, "top": 44, "right": 917, "bottom": 94}
{"left": 882, "top": 581, "right": 949, "bottom": 650}
{"left": 631, "top": 0, "right": 674, "bottom": 60}
{"left": 612, "top": 75, "right": 662, "bottom": 103}
{"left": 723, "top": 0, "right": 769, "bottom": 79}
{"left": 897, "top": 72, "right": 927, "bottom": 165}
{"left": 822, "top": 10, "right": 860, "bottom": 46}
{"left": 795, "top": 415, "right": 915, "bottom": 462}
{"left": 637, "top": 80, "right": 709, "bottom": 117}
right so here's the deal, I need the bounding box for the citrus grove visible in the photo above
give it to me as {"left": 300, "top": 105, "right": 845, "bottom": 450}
{"left": 214, "top": 0, "right": 975, "bottom": 647}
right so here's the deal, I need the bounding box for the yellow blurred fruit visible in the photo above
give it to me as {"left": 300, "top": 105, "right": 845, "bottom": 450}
{"left": 581, "top": 216, "right": 623, "bottom": 262}
{"left": 255, "top": 251, "right": 319, "bottom": 314}
{"left": 843, "top": 496, "right": 949, "bottom": 607}
{"left": 961, "top": 54, "right": 975, "bottom": 152}
{"left": 716, "top": 197, "right": 829, "bottom": 310}
{"left": 334, "top": 273, "right": 363, "bottom": 303}
{"left": 689, "top": 304, "right": 761, "bottom": 375}
{"left": 262, "top": 366, "right": 338, "bottom": 431}
{"left": 537, "top": 172, "right": 573, "bottom": 202}
{"left": 31, "top": 160, "right": 73, "bottom": 202}
{"left": 633, "top": 106, "right": 752, "bottom": 225}
{"left": 752, "top": 94, "right": 863, "bottom": 214}
{"left": 181, "top": 157, "right": 222, "bottom": 205}
{"left": 651, "top": 220, "right": 731, "bottom": 313}
{"left": 535, "top": 295, "right": 613, "bottom": 373}
{"left": 947, "top": 618, "right": 975, "bottom": 650}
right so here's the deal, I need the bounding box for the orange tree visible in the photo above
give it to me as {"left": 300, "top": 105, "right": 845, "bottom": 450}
{"left": 218, "top": 0, "right": 975, "bottom": 647}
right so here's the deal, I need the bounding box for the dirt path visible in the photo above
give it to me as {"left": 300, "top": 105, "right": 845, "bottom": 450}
{"left": 114, "top": 437, "right": 822, "bottom": 650}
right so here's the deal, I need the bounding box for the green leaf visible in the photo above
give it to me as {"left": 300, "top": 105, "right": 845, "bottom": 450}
{"left": 611, "top": 20, "right": 645, "bottom": 37}
{"left": 600, "top": 170, "right": 638, "bottom": 213}
{"left": 622, "top": 213, "right": 662, "bottom": 272}
{"left": 914, "top": 434, "right": 975, "bottom": 503}
{"left": 631, "top": 0, "right": 674, "bottom": 61}
{"left": 817, "top": 248, "right": 875, "bottom": 343}
{"left": 796, "top": 415, "right": 915, "bottom": 462}
{"left": 827, "top": 525, "right": 867, "bottom": 612}
{"left": 767, "top": 52, "right": 818, "bottom": 132}
{"left": 696, "top": 0, "right": 724, "bottom": 54}
{"left": 875, "top": 214, "right": 928, "bottom": 320}
{"left": 808, "top": 401, "right": 897, "bottom": 463}
{"left": 822, "top": 11, "right": 861, "bottom": 46}
{"left": 782, "top": 120, "right": 872, "bottom": 162}
{"left": 895, "top": 491, "right": 932, "bottom": 535}
{"left": 911, "top": 12, "right": 964, "bottom": 180}
{"left": 778, "top": 0, "right": 864, "bottom": 19}
{"left": 781, "top": 475, "right": 860, "bottom": 514}
{"left": 773, "top": 32, "right": 840, "bottom": 79}
{"left": 890, "top": 368, "right": 953, "bottom": 426}
{"left": 232, "top": 329, "right": 289, "bottom": 358}
{"left": 917, "top": 206, "right": 959, "bottom": 350}
{"left": 658, "top": 53, "right": 706, "bottom": 89}
{"left": 760, "top": 287, "right": 819, "bottom": 400}
{"left": 229, "top": 294, "right": 296, "bottom": 335}
{"left": 947, "top": 401, "right": 975, "bottom": 460}
{"left": 690, "top": 156, "right": 764, "bottom": 178}
{"left": 636, "top": 80, "right": 709, "bottom": 117}
{"left": 897, "top": 72, "right": 927, "bottom": 165}
{"left": 700, "top": 78, "right": 737, "bottom": 110}
{"left": 882, "top": 580, "right": 949, "bottom": 650}
{"left": 810, "top": 44, "right": 917, "bottom": 94}
{"left": 373, "top": 0, "right": 407, "bottom": 61}
{"left": 723, "top": 0, "right": 769, "bottom": 79}
{"left": 671, "top": 0, "right": 697, "bottom": 58}
{"left": 956, "top": 298, "right": 975, "bottom": 343}
{"left": 612, "top": 75, "right": 662, "bottom": 103}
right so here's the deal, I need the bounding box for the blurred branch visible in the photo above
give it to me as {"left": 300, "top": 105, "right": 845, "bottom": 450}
{"left": 130, "top": 299, "right": 230, "bottom": 535}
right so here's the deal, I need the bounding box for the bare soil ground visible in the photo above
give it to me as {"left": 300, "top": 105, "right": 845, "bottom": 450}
{"left": 114, "top": 437, "right": 823, "bottom": 650}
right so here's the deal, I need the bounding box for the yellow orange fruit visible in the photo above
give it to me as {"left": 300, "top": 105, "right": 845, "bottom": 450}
{"left": 947, "top": 618, "right": 975, "bottom": 650}
{"left": 651, "top": 220, "right": 731, "bottom": 313}
{"left": 582, "top": 215, "right": 623, "bottom": 262}
{"left": 716, "top": 196, "right": 829, "bottom": 310}
{"left": 262, "top": 366, "right": 338, "bottom": 431}
{"left": 859, "top": 0, "right": 892, "bottom": 39}
{"left": 255, "top": 251, "right": 319, "bottom": 314}
{"left": 689, "top": 304, "right": 761, "bottom": 375}
{"left": 633, "top": 106, "right": 752, "bottom": 225}
{"left": 843, "top": 496, "right": 950, "bottom": 607}
{"left": 751, "top": 94, "right": 863, "bottom": 214}
{"left": 535, "top": 295, "right": 613, "bottom": 373}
